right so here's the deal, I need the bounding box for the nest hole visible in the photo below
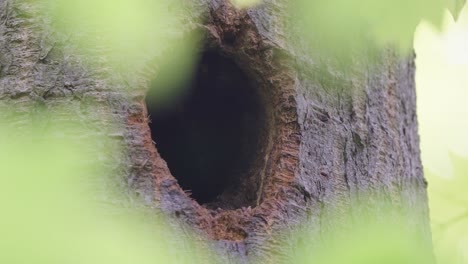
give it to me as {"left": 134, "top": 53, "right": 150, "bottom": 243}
{"left": 146, "top": 50, "right": 268, "bottom": 209}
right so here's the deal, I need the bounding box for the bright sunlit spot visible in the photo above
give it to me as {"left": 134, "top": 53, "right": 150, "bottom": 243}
{"left": 444, "top": 26, "right": 468, "bottom": 65}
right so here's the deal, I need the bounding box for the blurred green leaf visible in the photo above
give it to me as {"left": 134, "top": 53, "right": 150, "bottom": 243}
{"left": 426, "top": 154, "right": 468, "bottom": 264}
{"left": 44, "top": 0, "right": 201, "bottom": 119}
{"left": 446, "top": 0, "right": 466, "bottom": 20}
{"left": 0, "top": 108, "right": 213, "bottom": 264}
{"left": 283, "top": 199, "right": 433, "bottom": 264}
{"left": 230, "top": 0, "right": 262, "bottom": 9}
{"left": 289, "top": 0, "right": 445, "bottom": 65}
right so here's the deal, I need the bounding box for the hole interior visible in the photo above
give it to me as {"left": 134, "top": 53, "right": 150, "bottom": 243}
{"left": 147, "top": 50, "right": 268, "bottom": 209}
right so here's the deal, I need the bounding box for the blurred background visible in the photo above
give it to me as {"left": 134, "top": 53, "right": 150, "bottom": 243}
{"left": 416, "top": 6, "right": 468, "bottom": 264}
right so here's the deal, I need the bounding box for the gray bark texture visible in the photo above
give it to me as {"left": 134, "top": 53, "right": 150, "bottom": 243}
{"left": 0, "top": 0, "right": 431, "bottom": 263}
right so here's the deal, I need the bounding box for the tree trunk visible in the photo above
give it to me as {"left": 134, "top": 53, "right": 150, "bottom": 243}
{"left": 0, "top": 0, "right": 431, "bottom": 263}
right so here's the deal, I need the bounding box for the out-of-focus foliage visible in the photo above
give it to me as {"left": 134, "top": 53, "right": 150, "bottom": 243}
{"left": 415, "top": 6, "right": 468, "bottom": 264}
{"left": 230, "top": 0, "right": 262, "bottom": 9}
{"left": 0, "top": 109, "right": 212, "bottom": 264}
{"left": 415, "top": 6, "right": 468, "bottom": 177}
{"left": 427, "top": 155, "right": 468, "bottom": 264}
{"left": 283, "top": 201, "right": 433, "bottom": 264}
{"left": 446, "top": 0, "right": 467, "bottom": 19}
{"left": 288, "top": 0, "right": 450, "bottom": 65}
{"left": 46, "top": 0, "right": 200, "bottom": 105}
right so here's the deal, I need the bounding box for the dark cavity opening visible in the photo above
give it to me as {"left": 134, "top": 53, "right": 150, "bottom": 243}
{"left": 147, "top": 50, "right": 266, "bottom": 208}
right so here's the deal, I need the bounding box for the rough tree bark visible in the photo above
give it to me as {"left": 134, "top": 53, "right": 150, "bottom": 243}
{"left": 0, "top": 0, "right": 431, "bottom": 263}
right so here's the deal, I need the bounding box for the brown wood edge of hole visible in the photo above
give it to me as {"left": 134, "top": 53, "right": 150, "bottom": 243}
{"left": 126, "top": 3, "right": 301, "bottom": 242}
